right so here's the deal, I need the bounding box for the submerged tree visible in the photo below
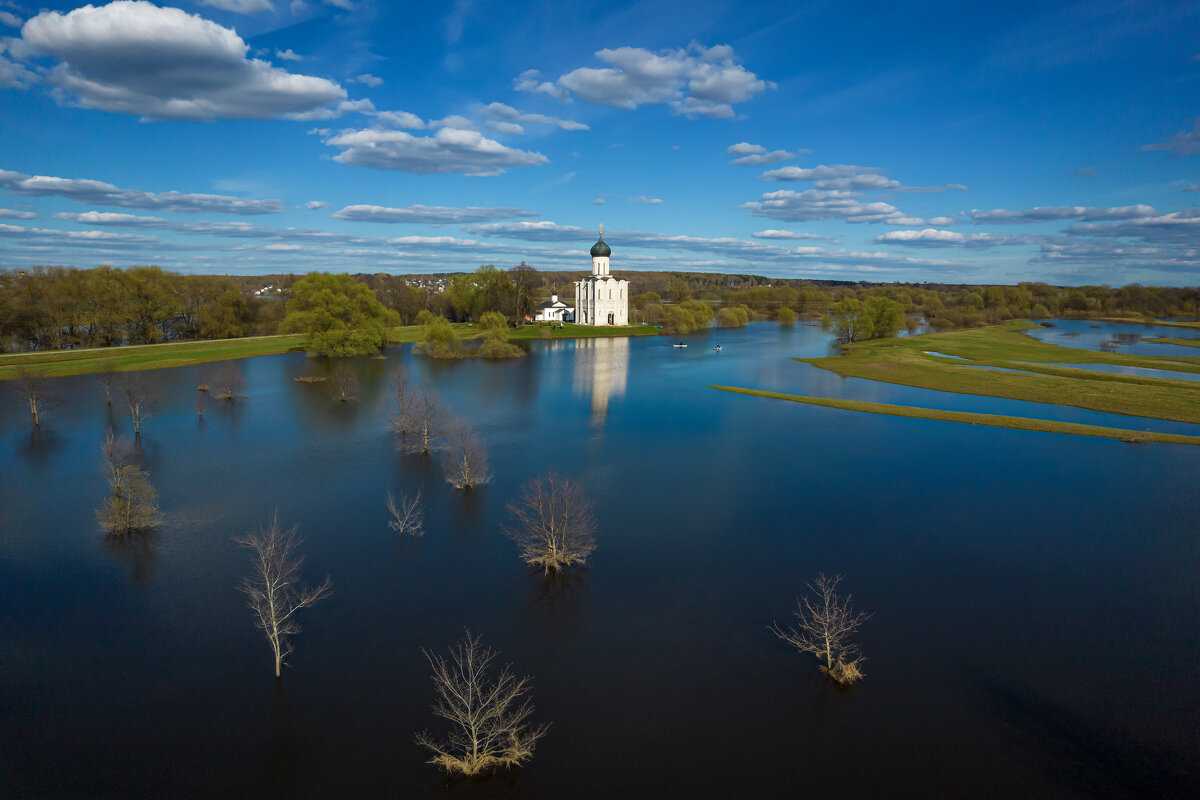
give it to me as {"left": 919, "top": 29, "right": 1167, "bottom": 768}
{"left": 386, "top": 489, "right": 425, "bottom": 537}
{"left": 97, "top": 430, "right": 161, "bottom": 535}
{"left": 415, "top": 630, "right": 549, "bottom": 776}
{"left": 98, "top": 363, "right": 120, "bottom": 405}
{"left": 330, "top": 361, "right": 358, "bottom": 402}
{"left": 504, "top": 474, "right": 597, "bottom": 575}
{"left": 211, "top": 363, "right": 247, "bottom": 401}
{"left": 440, "top": 418, "right": 492, "bottom": 489}
{"left": 771, "top": 573, "right": 872, "bottom": 686}
{"left": 121, "top": 372, "right": 157, "bottom": 437}
{"left": 404, "top": 385, "right": 445, "bottom": 455}
{"left": 387, "top": 367, "right": 412, "bottom": 436}
{"left": 235, "top": 517, "right": 332, "bottom": 679}
{"left": 13, "top": 367, "right": 54, "bottom": 427}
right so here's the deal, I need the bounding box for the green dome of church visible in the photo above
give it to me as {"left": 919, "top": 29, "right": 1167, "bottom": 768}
{"left": 590, "top": 234, "right": 611, "bottom": 257}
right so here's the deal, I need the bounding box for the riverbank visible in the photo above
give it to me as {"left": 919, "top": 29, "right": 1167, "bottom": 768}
{"left": 0, "top": 321, "right": 659, "bottom": 379}
{"left": 711, "top": 386, "right": 1200, "bottom": 445}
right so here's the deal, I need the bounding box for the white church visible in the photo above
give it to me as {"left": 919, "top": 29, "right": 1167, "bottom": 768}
{"left": 575, "top": 228, "right": 629, "bottom": 326}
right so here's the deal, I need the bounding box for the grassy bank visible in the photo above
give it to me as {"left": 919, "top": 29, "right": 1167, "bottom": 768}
{"left": 1144, "top": 336, "right": 1200, "bottom": 348}
{"left": 0, "top": 321, "right": 657, "bottom": 380}
{"left": 1096, "top": 317, "right": 1200, "bottom": 330}
{"left": 798, "top": 321, "right": 1200, "bottom": 424}
{"left": 503, "top": 322, "right": 659, "bottom": 341}
{"left": 711, "top": 385, "right": 1200, "bottom": 446}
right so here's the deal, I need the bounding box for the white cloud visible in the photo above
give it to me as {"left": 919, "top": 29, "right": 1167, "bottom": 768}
{"left": 0, "top": 222, "right": 158, "bottom": 246}
{"left": 481, "top": 102, "right": 588, "bottom": 133}
{"left": 0, "top": 168, "right": 283, "bottom": 214}
{"left": 323, "top": 0, "right": 356, "bottom": 10}
{"left": 512, "top": 69, "right": 570, "bottom": 101}
{"left": 351, "top": 73, "right": 382, "bottom": 87}
{"left": 264, "top": 243, "right": 301, "bottom": 250}
{"left": 750, "top": 229, "right": 836, "bottom": 242}
{"left": 275, "top": 48, "right": 302, "bottom": 61}
{"left": 374, "top": 109, "right": 425, "bottom": 129}
{"left": 201, "top": 0, "right": 275, "bottom": 13}
{"left": 742, "top": 188, "right": 915, "bottom": 223}
{"left": 1186, "top": 185, "right": 1199, "bottom": 192}
{"left": 322, "top": 127, "right": 548, "bottom": 176}
{"left": 428, "top": 114, "right": 477, "bottom": 130}
{"left": 1141, "top": 119, "right": 1200, "bottom": 156}
{"left": 0, "top": 41, "right": 36, "bottom": 89}
{"left": 727, "top": 142, "right": 794, "bottom": 166}
{"left": 521, "top": 43, "right": 774, "bottom": 119}
{"left": 0, "top": 208, "right": 36, "bottom": 219}
{"left": 19, "top": 1, "right": 347, "bottom": 120}
{"left": 303, "top": 200, "right": 330, "bottom": 210}
{"left": 969, "top": 205, "right": 1159, "bottom": 223}
{"left": 289, "top": 97, "right": 374, "bottom": 121}
{"left": 331, "top": 204, "right": 539, "bottom": 224}
{"left": 291, "top": 0, "right": 307, "bottom": 14}
{"left": 0, "top": 10, "right": 22, "bottom": 27}
{"left": 592, "top": 198, "right": 605, "bottom": 205}
{"left": 631, "top": 196, "right": 662, "bottom": 204}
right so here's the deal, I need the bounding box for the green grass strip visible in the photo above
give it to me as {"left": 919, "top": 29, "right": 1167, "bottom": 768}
{"left": 711, "top": 385, "right": 1200, "bottom": 446}
{"left": 1144, "top": 336, "right": 1200, "bottom": 348}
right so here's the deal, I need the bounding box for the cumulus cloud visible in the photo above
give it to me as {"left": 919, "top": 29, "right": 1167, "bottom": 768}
{"left": 0, "top": 168, "right": 283, "bottom": 214}
{"left": 322, "top": 127, "right": 548, "bottom": 175}
{"left": 351, "top": 73, "right": 382, "bottom": 86}
{"left": 875, "top": 229, "right": 1001, "bottom": 247}
{"left": 0, "top": 10, "right": 22, "bottom": 27}
{"left": 18, "top": 1, "right": 347, "bottom": 120}
{"left": 727, "top": 142, "right": 794, "bottom": 166}
{"left": 512, "top": 69, "right": 570, "bottom": 101}
{"left": 428, "top": 114, "right": 477, "bottom": 130}
{"left": 969, "top": 205, "right": 1159, "bottom": 224}
{"left": 0, "top": 208, "right": 35, "bottom": 219}
{"left": 750, "top": 229, "right": 836, "bottom": 242}
{"left": 481, "top": 102, "right": 588, "bottom": 133}
{"left": 592, "top": 198, "right": 605, "bottom": 205}
{"left": 331, "top": 204, "right": 539, "bottom": 224}
{"left": 303, "top": 200, "right": 330, "bottom": 210}
{"left": 1140, "top": 119, "right": 1200, "bottom": 156}
{"left": 201, "top": 0, "right": 275, "bottom": 13}
{"left": 518, "top": 43, "right": 774, "bottom": 119}
{"left": 0, "top": 41, "right": 36, "bottom": 89}
{"left": 275, "top": 48, "right": 302, "bottom": 61}
{"left": 631, "top": 196, "right": 662, "bottom": 204}
{"left": 374, "top": 109, "right": 425, "bottom": 129}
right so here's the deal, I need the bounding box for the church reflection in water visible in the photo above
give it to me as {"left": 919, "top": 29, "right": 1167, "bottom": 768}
{"left": 572, "top": 337, "right": 629, "bottom": 425}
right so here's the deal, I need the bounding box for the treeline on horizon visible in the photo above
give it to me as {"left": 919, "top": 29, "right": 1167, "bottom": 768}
{"left": 2, "top": 263, "right": 1197, "bottom": 353}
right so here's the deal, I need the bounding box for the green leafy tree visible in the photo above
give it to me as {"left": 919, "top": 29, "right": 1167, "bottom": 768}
{"left": 418, "top": 315, "right": 462, "bottom": 359}
{"left": 777, "top": 306, "right": 796, "bottom": 328}
{"left": 280, "top": 272, "right": 399, "bottom": 356}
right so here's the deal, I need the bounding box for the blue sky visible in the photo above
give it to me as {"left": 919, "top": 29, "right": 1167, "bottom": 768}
{"left": 1, "top": 0, "right": 1198, "bottom": 286}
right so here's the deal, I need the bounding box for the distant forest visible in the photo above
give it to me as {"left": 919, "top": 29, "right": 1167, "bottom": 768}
{"left": 1, "top": 263, "right": 1196, "bottom": 352}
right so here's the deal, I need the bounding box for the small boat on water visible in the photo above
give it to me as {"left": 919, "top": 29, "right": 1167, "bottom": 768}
{"left": 673, "top": 341, "right": 687, "bottom": 348}
{"left": 712, "top": 345, "right": 722, "bottom": 351}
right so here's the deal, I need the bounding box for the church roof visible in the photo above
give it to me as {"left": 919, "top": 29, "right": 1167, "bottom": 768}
{"left": 539, "top": 298, "right": 573, "bottom": 308}
{"left": 590, "top": 233, "right": 611, "bottom": 257}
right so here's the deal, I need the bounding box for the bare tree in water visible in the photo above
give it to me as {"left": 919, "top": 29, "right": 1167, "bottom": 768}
{"left": 440, "top": 418, "right": 492, "bottom": 489}
{"left": 330, "top": 362, "right": 358, "bottom": 402}
{"left": 13, "top": 367, "right": 55, "bottom": 427}
{"left": 403, "top": 385, "right": 445, "bottom": 455}
{"left": 415, "top": 630, "right": 549, "bottom": 776}
{"left": 211, "top": 363, "right": 247, "bottom": 401}
{"left": 236, "top": 517, "right": 332, "bottom": 679}
{"left": 121, "top": 372, "right": 157, "bottom": 437}
{"left": 504, "top": 474, "right": 597, "bottom": 575}
{"left": 386, "top": 489, "right": 425, "bottom": 537}
{"left": 387, "top": 367, "right": 412, "bottom": 435}
{"left": 771, "top": 573, "right": 872, "bottom": 686}
{"left": 98, "top": 363, "right": 119, "bottom": 406}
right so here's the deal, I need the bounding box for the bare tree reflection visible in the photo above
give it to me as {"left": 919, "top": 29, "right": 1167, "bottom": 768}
{"left": 100, "top": 527, "right": 159, "bottom": 584}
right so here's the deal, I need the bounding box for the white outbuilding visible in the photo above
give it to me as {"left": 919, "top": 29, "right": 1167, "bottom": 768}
{"left": 575, "top": 228, "right": 629, "bottom": 326}
{"left": 535, "top": 293, "right": 574, "bottom": 322}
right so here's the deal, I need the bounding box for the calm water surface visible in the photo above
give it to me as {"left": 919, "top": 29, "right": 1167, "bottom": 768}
{"left": 1, "top": 323, "right": 1197, "bottom": 798}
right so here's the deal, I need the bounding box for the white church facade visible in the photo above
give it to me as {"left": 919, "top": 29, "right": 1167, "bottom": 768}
{"left": 574, "top": 228, "right": 629, "bottom": 326}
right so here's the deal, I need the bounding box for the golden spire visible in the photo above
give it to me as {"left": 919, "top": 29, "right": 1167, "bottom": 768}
{"left": 599, "top": 223, "right": 603, "bottom": 237}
